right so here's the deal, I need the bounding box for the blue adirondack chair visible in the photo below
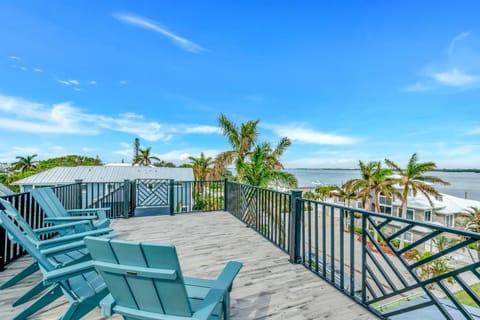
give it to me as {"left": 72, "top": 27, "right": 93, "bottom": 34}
{"left": 0, "top": 200, "right": 109, "bottom": 320}
{"left": 31, "top": 187, "right": 111, "bottom": 229}
{"left": 0, "top": 198, "right": 113, "bottom": 306}
{"left": 85, "top": 236, "right": 243, "bottom": 320}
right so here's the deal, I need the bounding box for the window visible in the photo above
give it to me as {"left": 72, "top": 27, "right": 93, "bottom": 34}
{"left": 424, "top": 210, "right": 432, "bottom": 222}
{"left": 397, "top": 207, "right": 403, "bottom": 217}
{"left": 445, "top": 215, "right": 454, "bottom": 228}
{"left": 357, "top": 202, "right": 363, "bottom": 209}
{"left": 406, "top": 209, "right": 414, "bottom": 220}
{"left": 379, "top": 195, "right": 392, "bottom": 214}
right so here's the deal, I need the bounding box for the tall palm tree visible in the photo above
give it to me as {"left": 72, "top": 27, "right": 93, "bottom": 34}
{"left": 213, "top": 113, "right": 260, "bottom": 180}
{"left": 133, "top": 147, "right": 160, "bottom": 166}
{"left": 188, "top": 153, "right": 214, "bottom": 182}
{"left": 457, "top": 207, "right": 480, "bottom": 260}
{"left": 370, "top": 165, "right": 399, "bottom": 214}
{"left": 385, "top": 153, "right": 449, "bottom": 218}
{"left": 343, "top": 161, "right": 379, "bottom": 210}
{"left": 12, "top": 154, "right": 38, "bottom": 173}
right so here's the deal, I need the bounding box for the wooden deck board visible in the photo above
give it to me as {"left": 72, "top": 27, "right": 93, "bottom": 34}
{"left": 0, "top": 211, "right": 377, "bottom": 319}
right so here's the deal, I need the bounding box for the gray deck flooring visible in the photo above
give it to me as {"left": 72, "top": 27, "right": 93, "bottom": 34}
{"left": 0, "top": 211, "right": 377, "bottom": 319}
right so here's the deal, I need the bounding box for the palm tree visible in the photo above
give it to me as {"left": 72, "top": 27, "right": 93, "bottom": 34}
{"left": 457, "top": 207, "right": 480, "bottom": 260}
{"left": 213, "top": 113, "right": 260, "bottom": 180}
{"left": 385, "top": 153, "right": 449, "bottom": 218}
{"left": 343, "top": 161, "right": 379, "bottom": 210}
{"left": 188, "top": 153, "right": 214, "bottom": 182}
{"left": 133, "top": 147, "right": 160, "bottom": 166}
{"left": 237, "top": 143, "right": 297, "bottom": 188}
{"left": 12, "top": 154, "right": 38, "bottom": 173}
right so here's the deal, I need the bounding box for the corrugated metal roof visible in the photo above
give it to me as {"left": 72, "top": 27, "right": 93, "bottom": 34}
{"left": 14, "top": 166, "right": 194, "bottom": 185}
{"left": 0, "top": 183, "right": 14, "bottom": 195}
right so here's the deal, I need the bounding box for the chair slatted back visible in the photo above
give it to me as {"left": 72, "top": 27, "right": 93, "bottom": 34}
{"left": 0, "top": 199, "right": 54, "bottom": 272}
{"left": 31, "top": 188, "right": 66, "bottom": 218}
{"left": 0, "top": 198, "right": 40, "bottom": 240}
{"left": 85, "top": 237, "right": 193, "bottom": 317}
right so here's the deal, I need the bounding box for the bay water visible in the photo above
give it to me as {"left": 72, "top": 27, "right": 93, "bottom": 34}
{"left": 287, "top": 169, "right": 480, "bottom": 201}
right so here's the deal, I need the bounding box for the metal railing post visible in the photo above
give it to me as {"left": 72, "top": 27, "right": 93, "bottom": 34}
{"left": 74, "top": 179, "right": 83, "bottom": 209}
{"left": 289, "top": 190, "right": 303, "bottom": 263}
{"left": 169, "top": 179, "right": 175, "bottom": 215}
{"left": 224, "top": 178, "right": 228, "bottom": 212}
{"left": 0, "top": 225, "right": 5, "bottom": 271}
{"left": 123, "top": 180, "right": 130, "bottom": 219}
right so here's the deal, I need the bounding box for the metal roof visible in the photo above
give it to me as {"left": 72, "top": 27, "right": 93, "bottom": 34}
{"left": 0, "top": 183, "right": 14, "bottom": 196}
{"left": 14, "top": 166, "right": 194, "bottom": 185}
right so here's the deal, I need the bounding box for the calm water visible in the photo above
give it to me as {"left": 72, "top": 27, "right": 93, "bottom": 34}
{"left": 287, "top": 169, "right": 480, "bottom": 201}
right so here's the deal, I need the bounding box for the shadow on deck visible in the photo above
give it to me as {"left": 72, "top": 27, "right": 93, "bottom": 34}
{"left": 0, "top": 211, "right": 377, "bottom": 319}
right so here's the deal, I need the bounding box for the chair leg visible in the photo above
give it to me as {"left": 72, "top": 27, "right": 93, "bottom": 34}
{"left": 13, "top": 279, "right": 48, "bottom": 306}
{"left": 14, "top": 284, "right": 63, "bottom": 320}
{"left": 223, "top": 293, "right": 231, "bottom": 320}
{"left": 60, "top": 287, "right": 109, "bottom": 320}
{"left": 0, "top": 261, "right": 39, "bottom": 289}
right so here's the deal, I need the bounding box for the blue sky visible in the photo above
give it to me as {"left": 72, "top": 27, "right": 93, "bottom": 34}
{"left": 1, "top": 1, "right": 480, "bottom": 168}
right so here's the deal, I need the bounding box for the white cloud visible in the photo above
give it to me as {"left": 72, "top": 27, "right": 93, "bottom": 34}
{"left": 8, "top": 56, "right": 21, "bottom": 61}
{"left": 263, "top": 123, "right": 358, "bottom": 145}
{"left": 156, "top": 149, "right": 222, "bottom": 164}
{"left": 402, "top": 82, "right": 431, "bottom": 92}
{"left": 90, "top": 80, "right": 97, "bottom": 85}
{"left": 284, "top": 156, "right": 358, "bottom": 169}
{"left": 448, "top": 31, "right": 471, "bottom": 56}
{"left": 33, "top": 68, "right": 43, "bottom": 73}
{"left": 430, "top": 68, "right": 480, "bottom": 87}
{"left": 58, "top": 79, "right": 80, "bottom": 86}
{"left": 468, "top": 127, "right": 480, "bottom": 135}
{"left": 174, "top": 125, "right": 221, "bottom": 134}
{"left": 81, "top": 147, "right": 97, "bottom": 153}
{"left": 119, "top": 80, "right": 128, "bottom": 85}
{"left": 0, "top": 94, "right": 221, "bottom": 142}
{"left": 113, "top": 13, "right": 206, "bottom": 54}
{"left": 20, "top": 66, "right": 28, "bottom": 71}
{"left": 12, "top": 146, "right": 39, "bottom": 155}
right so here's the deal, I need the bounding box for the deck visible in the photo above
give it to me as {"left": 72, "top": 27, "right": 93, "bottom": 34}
{"left": 0, "top": 211, "right": 377, "bottom": 319}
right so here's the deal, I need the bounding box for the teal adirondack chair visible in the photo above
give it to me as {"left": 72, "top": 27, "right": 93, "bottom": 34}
{"left": 0, "top": 200, "right": 109, "bottom": 320}
{"left": 0, "top": 198, "right": 113, "bottom": 306}
{"left": 31, "top": 187, "right": 111, "bottom": 229}
{"left": 85, "top": 236, "right": 242, "bottom": 320}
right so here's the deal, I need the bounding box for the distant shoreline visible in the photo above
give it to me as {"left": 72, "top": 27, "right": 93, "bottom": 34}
{"left": 287, "top": 168, "right": 480, "bottom": 173}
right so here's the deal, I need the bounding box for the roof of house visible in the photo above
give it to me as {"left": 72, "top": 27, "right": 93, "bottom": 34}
{"left": 0, "top": 183, "right": 14, "bottom": 196}
{"left": 392, "top": 192, "right": 480, "bottom": 215}
{"left": 13, "top": 166, "right": 194, "bottom": 185}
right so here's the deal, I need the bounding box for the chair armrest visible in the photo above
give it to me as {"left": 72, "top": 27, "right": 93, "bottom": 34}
{"left": 192, "top": 288, "right": 226, "bottom": 320}
{"left": 100, "top": 294, "right": 116, "bottom": 317}
{"left": 33, "top": 220, "right": 92, "bottom": 235}
{"left": 36, "top": 227, "right": 113, "bottom": 249}
{"left": 40, "top": 240, "right": 86, "bottom": 256}
{"left": 45, "top": 216, "right": 96, "bottom": 222}
{"left": 67, "top": 208, "right": 110, "bottom": 220}
{"left": 212, "top": 261, "right": 243, "bottom": 291}
{"left": 43, "top": 261, "right": 94, "bottom": 285}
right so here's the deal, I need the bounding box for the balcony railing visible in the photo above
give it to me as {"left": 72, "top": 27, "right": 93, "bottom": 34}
{"left": 1, "top": 180, "right": 480, "bottom": 319}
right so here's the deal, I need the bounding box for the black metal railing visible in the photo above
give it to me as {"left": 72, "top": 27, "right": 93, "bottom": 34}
{"left": 226, "top": 181, "right": 291, "bottom": 252}
{"left": 295, "top": 198, "right": 480, "bottom": 319}
{"left": 173, "top": 180, "right": 225, "bottom": 214}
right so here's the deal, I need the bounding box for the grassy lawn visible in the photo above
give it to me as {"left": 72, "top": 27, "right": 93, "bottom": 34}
{"left": 454, "top": 283, "right": 480, "bottom": 307}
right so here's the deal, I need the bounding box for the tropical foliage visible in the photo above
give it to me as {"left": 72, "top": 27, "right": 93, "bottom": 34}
{"left": 12, "top": 154, "right": 38, "bottom": 173}
{"left": 385, "top": 153, "right": 449, "bottom": 217}
{"left": 133, "top": 147, "right": 160, "bottom": 166}
{"left": 2, "top": 154, "right": 103, "bottom": 192}
{"left": 214, "top": 113, "right": 296, "bottom": 188}
{"left": 457, "top": 206, "right": 480, "bottom": 260}
{"left": 343, "top": 161, "right": 398, "bottom": 213}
